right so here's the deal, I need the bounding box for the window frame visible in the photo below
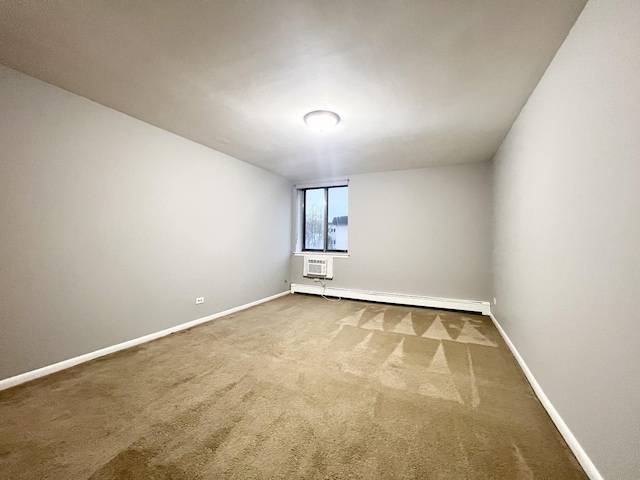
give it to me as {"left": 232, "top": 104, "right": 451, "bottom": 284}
{"left": 301, "top": 186, "right": 348, "bottom": 253}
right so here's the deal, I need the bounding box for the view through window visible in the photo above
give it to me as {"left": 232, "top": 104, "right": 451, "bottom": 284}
{"left": 303, "top": 186, "right": 348, "bottom": 252}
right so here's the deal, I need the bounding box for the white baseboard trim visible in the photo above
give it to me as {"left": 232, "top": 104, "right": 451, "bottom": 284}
{"left": 290, "top": 283, "right": 490, "bottom": 315}
{"left": 0, "top": 291, "right": 290, "bottom": 392}
{"left": 488, "top": 312, "right": 602, "bottom": 480}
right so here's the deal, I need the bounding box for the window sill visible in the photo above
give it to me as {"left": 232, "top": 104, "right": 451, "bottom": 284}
{"left": 293, "top": 251, "right": 349, "bottom": 258}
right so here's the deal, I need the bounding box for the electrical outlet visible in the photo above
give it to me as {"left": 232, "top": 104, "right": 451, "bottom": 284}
{"left": 493, "top": 298, "right": 497, "bottom": 305}
{"left": 195, "top": 297, "right": 205, "bottom": 305}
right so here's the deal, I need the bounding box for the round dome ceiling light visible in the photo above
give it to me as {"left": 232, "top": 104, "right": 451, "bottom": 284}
{"left": 303, "top": 110, "right": 341, "bottom": 132}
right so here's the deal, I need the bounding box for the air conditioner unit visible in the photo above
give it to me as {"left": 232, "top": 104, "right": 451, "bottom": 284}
{"left": 303, "top": 255, "right": 333, "bottom": 279}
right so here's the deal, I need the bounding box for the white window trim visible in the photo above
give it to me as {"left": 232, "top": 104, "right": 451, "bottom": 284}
{"left": 294, "top": 179, "right": 348, "bottom": 189}
{"left": 293, "top": 251, "right": 349, "bottom": 257}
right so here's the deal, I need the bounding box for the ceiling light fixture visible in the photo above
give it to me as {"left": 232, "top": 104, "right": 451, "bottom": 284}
{"left": 303, "top": 110, "right": 340, "bottom": 132}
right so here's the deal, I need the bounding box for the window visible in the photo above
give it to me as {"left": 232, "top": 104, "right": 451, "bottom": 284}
{"left": 302, "top": 186, "right": 348, "bottom": 252}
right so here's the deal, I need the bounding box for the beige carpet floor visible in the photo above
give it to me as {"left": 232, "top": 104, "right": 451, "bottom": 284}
{"left": 0, "top": 294, "right": 586, "bottom": 479}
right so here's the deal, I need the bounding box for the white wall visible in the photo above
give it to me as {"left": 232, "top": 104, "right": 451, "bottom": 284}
{"left": 291, "top": 162, "right": 492, "bottom": 302}
{"left": 0, "top": 65, "right": 292, "bottom": 380}
{"left": 492, "top": 0, "right": 640, "bottom": 477}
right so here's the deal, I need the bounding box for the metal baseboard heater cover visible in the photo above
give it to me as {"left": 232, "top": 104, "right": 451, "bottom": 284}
{"left": 290, "top": 283, "right": 491, "bottom": 315}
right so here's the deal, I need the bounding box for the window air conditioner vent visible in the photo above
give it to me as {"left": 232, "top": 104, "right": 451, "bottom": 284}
{"left": 303, "top": 256, "right": 333, "bottom": 279}
{"left": 308, "top": 259, "right": 327, "bottom": 276}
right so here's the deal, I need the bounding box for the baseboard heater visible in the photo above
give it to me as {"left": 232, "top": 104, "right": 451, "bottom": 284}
{"left": 290, "top": 283, "right": 491, "bottom": 315}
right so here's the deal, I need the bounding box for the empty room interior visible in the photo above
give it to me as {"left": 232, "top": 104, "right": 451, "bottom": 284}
{"left": 0, "top": 1, "right": 638, "bottom": 479}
